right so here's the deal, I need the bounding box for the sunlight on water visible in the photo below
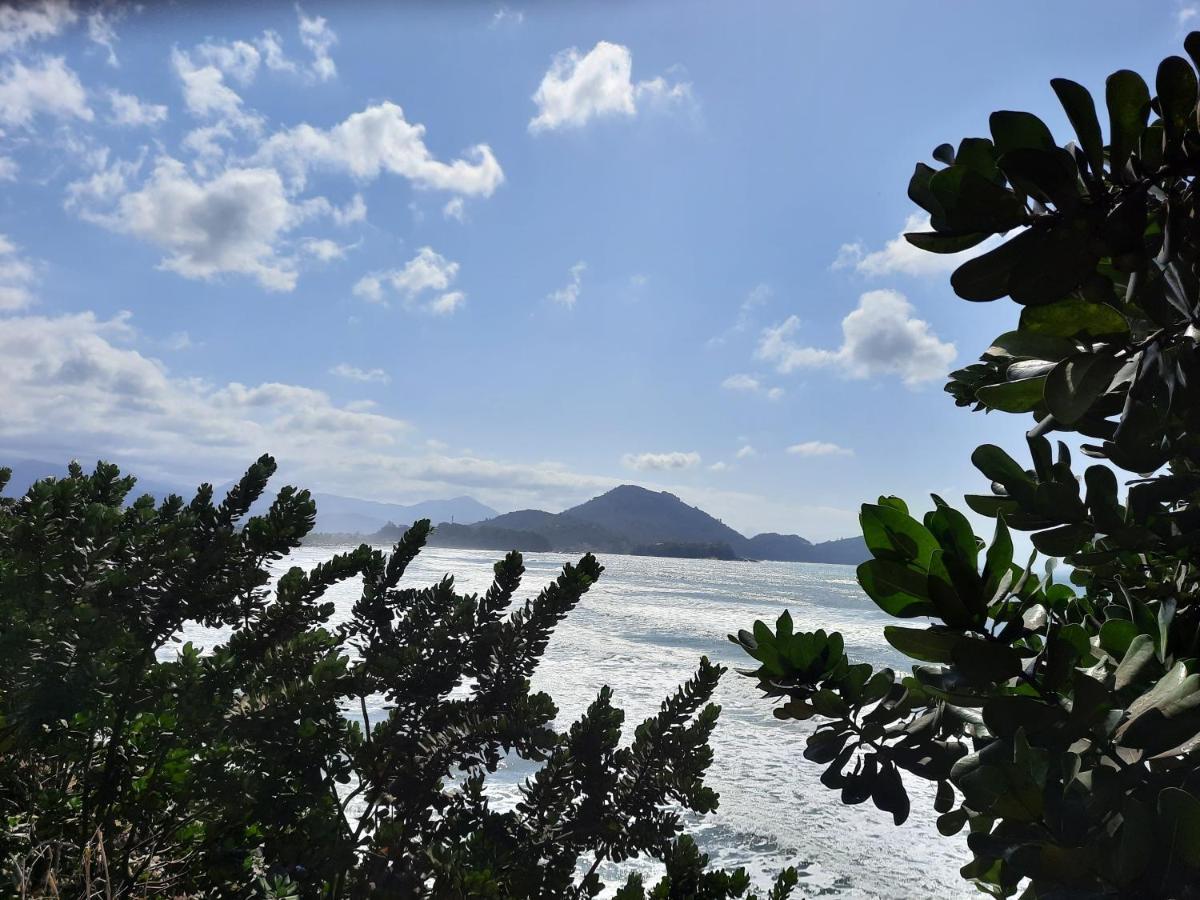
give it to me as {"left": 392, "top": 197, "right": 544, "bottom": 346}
{"left": 180, "top": 545, "right": 969, "bottom": 899}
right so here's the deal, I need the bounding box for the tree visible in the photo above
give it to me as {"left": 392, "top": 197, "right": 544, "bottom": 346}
{"left": 734, "top": 33, "right": 1200, "bottom": 899}
{"left": 0, "top": 456, "right": 796, "bottom": 899}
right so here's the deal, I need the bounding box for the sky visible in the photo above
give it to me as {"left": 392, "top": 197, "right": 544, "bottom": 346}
{"left": 0, "top": 0, "right": 1192, "bottom": 541}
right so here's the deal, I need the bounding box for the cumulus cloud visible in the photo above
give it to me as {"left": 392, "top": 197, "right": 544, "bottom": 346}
{"left": 193, "top": 39, "right": 261, "bottom": 84}
{"left": 833, "top": 213, "right": 1002, "bottom": 278}
{"left": 0, "top": 1, "right": 77, "bottom": 54}
{"left": 529, "top": 40, "right": 690, "bottom": 132}
{"left": 708, "top": 461, "right": 728, "bottom": 472}
{"left": 0, "top": 156, "right": 17, "bottom": 180}
{"left": 297, "top": 6, "right": 337, "bottom": 81}
{"left": 330, "top": 362, "right": 389, "bottom": 383}
{"left": 0, "top": 234, "right": 37, "bottom": 311}
{"left": 621, "top": 451, "right": 701, "bottom": 471}
{"left": 107, "top": 89, "right": 167, "bottom": 127}
{"left": 171, "top": 47, "right": 261, "bottom": 132}
{"left": 0, "top": 56, "right": 92, "bottom": 127}
{"left": 756, "top": 289, "right": 955, "bottom": 387}
{"left": 547, "top": 261, "right": 585, "bottom": 307}
{"left": 254, "top": 101, "right": 504, "bottom": 196}
{"left": 787, "top": 441, "right": 853, "bottom": 457}
{"left": 72, "top": 156, "right": 311, "bottom": 291}
{"left": 354, "top": 247, "right": 466, "bottom": 315}
{"left": 735, "top": 444, "right": 756, "bottom": 459}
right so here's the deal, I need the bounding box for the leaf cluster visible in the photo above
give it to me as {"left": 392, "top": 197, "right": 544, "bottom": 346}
{"left": 735, "top": 33, "right": 1200, "bottom": 899}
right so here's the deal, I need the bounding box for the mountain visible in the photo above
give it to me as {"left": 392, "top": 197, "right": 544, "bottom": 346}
{"left": 804, "top": 536, "right": 870, "bottom": 565}
{"left": 307, "top": 492, "right": 496, "bottom": 534}
{"left": 744, "top": 533, "right": 814, "bottom": 561}
{"left": 485, "top": 509, "right": 628, "bottom": 552}
{"left": 564, "top": 485, "right": 748, "bottom": 548}
{"left": 2, "top": 458, "right": 182, "bottom": 501}
{"left": 413, "top": 484, "right": 868, "bottom": 566}
{"left": 1, "top": 457, "right": 496, "bottom": 535}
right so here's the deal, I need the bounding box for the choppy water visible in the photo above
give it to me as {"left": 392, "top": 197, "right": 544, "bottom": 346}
{"left": 185, "top": 545, "right": 970, "bottom": 899}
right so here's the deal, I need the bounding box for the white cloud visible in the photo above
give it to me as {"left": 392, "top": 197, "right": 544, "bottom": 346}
{"left": 257, "top": 29, "right": 296, "bottom": 74}
{"left": 301, "top": 238, "right": 348, "bottom": 261}
{"left": 87, "top": 10, "right": 121, "bottom": 67}
{"left": 735, "top": 444, "right": 756, "bottom": 459}
{"left": 193, "top": 39, "right": 261, "bottom": 84}
{"left": 442, "top": 196, "right": 466, "bottom": 222}
{"left": 529, "top": 40, "right": 690, "bottom": 132}
{"left": 254, "top": 101, "right": 504, "bottom": 196}
{"left": 547, "top": 261, "right": 585, "bottom": 307}
{"left": 297, "top": 6, "right": 337, "bottom": 81}
{"left": 490, "top": 6, "right": 525, "bottom": 27}
{"left": 708, "top": 461, "right": 728, "bottom": 472}
{"left": 0, "top": 310, "right": 413, "bottom": 474}
{"left": 428, "top": 291, "right": 465, "bottom": 316}
{"left": 708, "top": 282, "right": 772, "bottom": 348}
{"left": 0, "top": 1, "right": 77, "bottom": 54}
{"left": 722, "top": 373, "right": 759, "bottom": 391}
{"left": 0, "top": 234, "right": 37, "bottom": 311}
{"left": 330, "top": 193, "right": 366, "bottom": 226}
{"left": 0, "top": 56, "right": 92, "bottom": 127}
{"left": 721, "top": 371, "right": 783, "bottom": 399}
{"left": 354, "top": 247, "right": 466, "bottom": 315}
{"left": 621, "top": 450, "right": 701, "bottom": 471}
{"left": 171, "top": 47, "right": 261, "bottom": 133}
{"left": 253, "top": 8, "right": 337, "bottom": 83}
{"left": 0, "top": 156, "right": 17, "bottom": 180}
{"left": 833, "top": 213, "right": 1001, "bottom": 278}
{"left": 787, "top": 441, "right": 853, "bottom": 458}
{"left": 163, "top": 331, "right": 193, "bottom": 351}
{"left": 1181, "top": 4, "right": 1199, "bottom": 26}
{"left": 71, "top": 156, "right": 310, "bottom": 291}
{"left": 0, "top": 310, "right": 865, "bottom": 533}
{"left": 330, "top": 362, "right": 389, "bottom": 384}
{"left": 107, "top": 89, "right": 167, "bottom": 127}
{"left": 757, "top": 289, "right": 955, "bottom": 387}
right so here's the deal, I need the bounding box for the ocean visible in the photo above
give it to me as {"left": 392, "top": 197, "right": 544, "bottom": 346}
{"left": 189, "top": 544, "right": 970, "bottom": 898}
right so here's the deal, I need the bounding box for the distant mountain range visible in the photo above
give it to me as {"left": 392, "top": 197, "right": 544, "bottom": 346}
{"left": 2, "top": 459, "right": 865, "bottom": 565}
{"left": 0, "top": 459, "right": 497, "bottom": 533}
{"left": 375, "top": 484, "right": 867, "bottom": 565}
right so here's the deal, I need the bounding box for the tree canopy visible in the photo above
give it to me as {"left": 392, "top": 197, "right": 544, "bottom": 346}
{"left": 0, "top": 456, "right": 795, "bottom": 898}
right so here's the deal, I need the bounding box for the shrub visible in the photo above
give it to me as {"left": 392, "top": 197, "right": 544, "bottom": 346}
{"left": 0, "top": 456, "right": 795, "bottom": 898}
{"left": 735, "top": 32, "right": 1200, "bottom": 899}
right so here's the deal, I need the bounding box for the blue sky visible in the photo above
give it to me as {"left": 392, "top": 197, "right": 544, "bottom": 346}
{"left": 0, "top": 0, "right": 1190, "bottom": 540}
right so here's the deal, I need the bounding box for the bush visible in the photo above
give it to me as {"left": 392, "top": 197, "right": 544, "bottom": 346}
{"left": 735, "top": 32, "right": 1200, "bottom": 899}
{"left": 0, "top": 456, "right": 795, "bottom": 898}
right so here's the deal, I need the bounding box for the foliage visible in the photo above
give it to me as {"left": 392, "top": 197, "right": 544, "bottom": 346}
{"left": 735, "top": 33, "right": 1200, "bottom": 899}
{"left": 0, "top": 456, "right": 795, "bottom": 898}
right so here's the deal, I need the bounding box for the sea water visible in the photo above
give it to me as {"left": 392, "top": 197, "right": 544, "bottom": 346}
{"left": 186, "top": 545, "right": 970, "bottom": 899}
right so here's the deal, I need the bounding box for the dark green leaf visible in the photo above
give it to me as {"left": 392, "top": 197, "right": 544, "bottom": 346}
{"left": 857, "top": 559, "right": 937, "bottom": 618}
{"left": 989, "top": 110, "right": 1056, "bottom": 155}
{"left": 976, "top": 376, "right": 1046, "bottom": 413}
{"left": 1106, "top": 69, "right": 1151, "bottom": 175}
{"left": 1044, "top": 353, "right": 1124, "bottom": 424}
{"left": 1050, "top": 78, "right": 1104, "bottom": 177}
